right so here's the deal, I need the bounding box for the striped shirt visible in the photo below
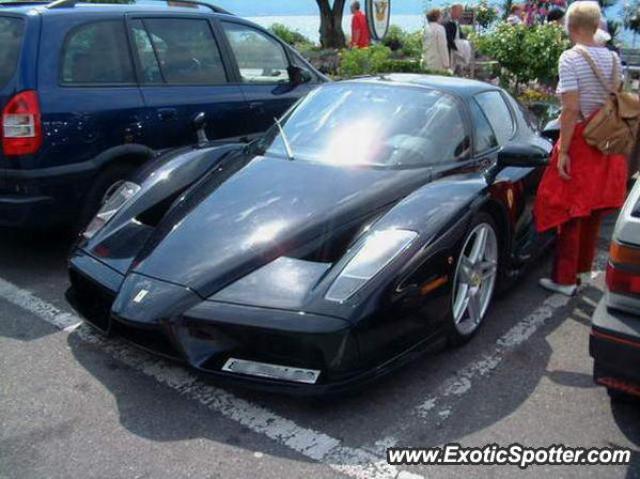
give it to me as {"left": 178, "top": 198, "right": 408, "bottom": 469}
{"left": 557, "top": 45, "right": 623, "bottom": 118}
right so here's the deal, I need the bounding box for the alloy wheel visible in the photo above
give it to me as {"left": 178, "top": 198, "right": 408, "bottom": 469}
{"left": 451, "top": 222, "right": 498, "bottom": 336}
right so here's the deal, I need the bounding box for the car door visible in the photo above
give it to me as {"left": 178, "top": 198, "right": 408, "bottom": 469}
{"left": 127, "top": 15, "right": 250, "bottom": 150}
{"left": 219, "top": 21, "right": 317, "bottom": 134}
{"left": 38, "top": 16, "right": 145, "bottom": 170}
{"left": 473, "top": 90, "right": 546, "bottom": 262}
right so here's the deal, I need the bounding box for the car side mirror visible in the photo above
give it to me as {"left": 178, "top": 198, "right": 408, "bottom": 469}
{"left": 498, "top": 142, "right": 549, "bottom": 168}
{"left": 288, "top": 65, "right": 313, "bottom": 86}
{"left": 192, "top": 112, "right": 208, "bottom": 148}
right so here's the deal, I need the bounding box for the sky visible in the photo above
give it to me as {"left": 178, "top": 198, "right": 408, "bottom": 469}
{"left": 213, "top": 0, "right": 435, "bottom": 16}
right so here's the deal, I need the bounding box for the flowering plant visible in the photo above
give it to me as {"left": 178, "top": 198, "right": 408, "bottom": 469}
{"left": 475, "top": 0, "right": 499, "bottom": 29}
{"left": 472, "top": 23, "right": 570, "bottom": 91}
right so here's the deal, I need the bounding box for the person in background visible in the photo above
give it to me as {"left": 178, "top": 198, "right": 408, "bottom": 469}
{"left": 350, "top": 1, "right": 371, "bottom": 48}
{"left": 534, "top": 1, "right": 628, "bottom": 296}
{"left": 547, "top": 7, "right": 565, "bottom": 25}
{"left": 507, "top": 4, "right": 525, "bottom": 25}
{"left": 444, "top": 4, "right": 471, "bottom": 72}
{"left": 422, "top": 9, "right": 450, "bottom": 72}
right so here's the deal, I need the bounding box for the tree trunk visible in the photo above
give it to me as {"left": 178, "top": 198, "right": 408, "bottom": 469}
{"left": 317, "top": 0, "right": 347, "bottom": 49}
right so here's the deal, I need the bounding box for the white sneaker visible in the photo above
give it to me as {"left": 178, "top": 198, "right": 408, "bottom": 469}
{"left": 578, "top": 271, "right": 600, "bottom": 284}
{"left": 538, "top": 278, "right": 577, "bottom": 297}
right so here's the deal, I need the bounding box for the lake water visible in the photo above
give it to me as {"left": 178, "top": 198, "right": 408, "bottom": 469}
{"left": 247, "top": 14, "right": 427, "bottom": 43}
{"left": 248, "top": 12, "right": 635, "bottom": 47}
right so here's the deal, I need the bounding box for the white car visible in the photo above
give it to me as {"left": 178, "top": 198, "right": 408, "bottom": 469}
{"left": 590, "top": 178, "right": 640, "bottom": 401}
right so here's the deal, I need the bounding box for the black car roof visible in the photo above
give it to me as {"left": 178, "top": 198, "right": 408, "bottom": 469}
{"left": 345, "top": 74, "right": 500, "bottom": 98}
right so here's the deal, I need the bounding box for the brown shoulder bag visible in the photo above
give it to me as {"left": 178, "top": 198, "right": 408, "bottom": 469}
{"left": 575, "top": 46, "right": 640, "bottom": 156}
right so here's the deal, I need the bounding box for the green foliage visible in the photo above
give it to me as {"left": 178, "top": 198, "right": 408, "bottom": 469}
{"left": 268, "top": 23, "right": 312, "bottom": 47}
{"left": 382, "top": 25, "right": 423, "bottom": 59}
{"left": 598, "top": 0, "right": 616, "bottom": 11}
{"left": 501, "top": 0, "right": 514, "bottom": 20}
{"left": 461, "top": 25, "right": 475, "bottom": 38}
{"left": 383, "top": 25, "right": 406, "bottom": 51}
{"left": 606, "top": 20, "right": 622, "bottom": 47}
{"left": 472, "top": 23, "right": 570, "bottom": 89}
{"left": 338, "top": 45, "right": 452, "bottom": 78}
{"left": 625, "top": 0, "right": 640, "bottom": 34}
{"left": 402, "top": 30, "right": 423, "bottom": 59}
{"left": 338, "top": 45, "right": 392, "bottom": 77}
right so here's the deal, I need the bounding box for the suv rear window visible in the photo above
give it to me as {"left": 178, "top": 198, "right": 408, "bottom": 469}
{"left": 0, "top": 17, "right": 24, "bottom": 88}
{"left": 61, "top": 20, "right": 135, "bottom": 85}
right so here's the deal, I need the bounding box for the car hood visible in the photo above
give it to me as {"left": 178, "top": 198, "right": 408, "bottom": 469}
{"left": 129, "top": 156, "right": 431, "bottom": 298}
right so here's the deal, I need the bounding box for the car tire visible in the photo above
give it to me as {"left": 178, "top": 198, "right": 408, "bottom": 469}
{"left": 75, "top": 162, "right": 134, "bottom": 236}
{"left": 607, "top": 388, "right": 639, "bottom": 404}
{"left": 447, "top": 212, "right": 500, "bottom": 346}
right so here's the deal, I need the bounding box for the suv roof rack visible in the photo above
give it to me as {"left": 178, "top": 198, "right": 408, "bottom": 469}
{"left": 45, "top": 0, "right": 231, "bottom": 13}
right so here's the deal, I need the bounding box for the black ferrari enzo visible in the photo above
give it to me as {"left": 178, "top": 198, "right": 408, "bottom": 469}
{"left": 67, "top": 74, "right": 553, "bottom": 393}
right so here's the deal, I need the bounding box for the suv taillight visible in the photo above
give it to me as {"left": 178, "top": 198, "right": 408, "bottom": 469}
{"left": 606, "top": 241, "right": 640, "bottom": 296}
{"left": 2, "top": 90, "right": 42, "bottom": 156}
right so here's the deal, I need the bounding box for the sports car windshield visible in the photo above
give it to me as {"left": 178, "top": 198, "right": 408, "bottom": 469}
{"left": 260, "top": 83, "right": 470, "bottom": 168}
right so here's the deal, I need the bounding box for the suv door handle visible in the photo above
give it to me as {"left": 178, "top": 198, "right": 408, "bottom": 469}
{"left": 158, "top": 108, "right": 177, "bottom": 121}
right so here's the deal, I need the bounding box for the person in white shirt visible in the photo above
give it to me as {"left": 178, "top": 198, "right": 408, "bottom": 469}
{"left": 422, "top": 9, "right": 450, "bottom": 71}
{"left": 535, "top": 1, "right": 628, "bottom": 296}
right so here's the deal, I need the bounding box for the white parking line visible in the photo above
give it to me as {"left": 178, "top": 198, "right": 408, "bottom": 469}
{"left": 0, "top": 277, "right": 420, "bottom": 479}
{"left": 416, "top": 293, "right": 571, "bottom": 418}
{"left": 0, "top": 278, "right": 81, "bottom": 330}
{"left": 415, "top": 266, "right": 605, "bottom": 420}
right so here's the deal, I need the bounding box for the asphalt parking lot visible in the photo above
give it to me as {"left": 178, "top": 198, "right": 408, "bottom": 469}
{"left": 1, "top": 214, "right": 639, "bottom": 479}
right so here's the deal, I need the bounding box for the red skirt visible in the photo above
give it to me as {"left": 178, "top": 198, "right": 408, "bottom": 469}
{"left": 534, "top": 120, "right": 628, "bottom": 233}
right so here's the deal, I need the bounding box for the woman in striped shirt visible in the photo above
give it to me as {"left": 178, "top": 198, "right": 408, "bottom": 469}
{"left": 534, "top": 1, "right": 628, "bottom": 296}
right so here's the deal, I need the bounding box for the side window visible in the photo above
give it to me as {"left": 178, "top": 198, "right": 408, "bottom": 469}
{"left": 0, "top": 17, "right": 23, "bottom": 88}
{"left": 475, "top": 91, "right": 514, "bottom": 145}
{"left": 139, "top": 18, "right": 227, "bottom": 85}
{"left": 130, "top": 20, "right": 162, "bottom": 83}
{"left": 469, "top": 100, "right": 498, "bottom": 154}
{"left": 419, "top": 97, "right": 471, "bottom": 163}
{"left": 61, "top": 21, "right": 134, "bottom": 85}
{"left": 222, "top": 22, "right": 290, "bottom": 84}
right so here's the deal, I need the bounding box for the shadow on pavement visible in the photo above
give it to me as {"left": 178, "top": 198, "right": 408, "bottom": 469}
{"left": 64, "top": 331, "right": 305, "bottom": 461}
{"left": 0, "top": 227, "right": 74, "bottom": 280}
{"left": 0, "top": 303, "right": 59, "bottom": 342}
{"left": 64, "top": 275, "right": 640, "bottom": 476}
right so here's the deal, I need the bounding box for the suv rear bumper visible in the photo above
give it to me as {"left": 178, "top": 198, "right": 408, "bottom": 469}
{"left": 0, "top": 163, "right": 97, "bottom": 228}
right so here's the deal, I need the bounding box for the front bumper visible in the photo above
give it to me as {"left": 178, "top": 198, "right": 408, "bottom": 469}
{"left": 67, "top": 250, "right": 385, "bottom": 395}
{"left": 590, "top": 297, "right": 640, "bottom": 397}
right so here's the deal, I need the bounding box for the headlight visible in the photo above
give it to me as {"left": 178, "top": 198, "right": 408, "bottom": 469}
{"left": 325, "top": 229, "right": 417, "bottom": 303}
{"left": 83, "top": 181, "right": 141, "bottom": 239}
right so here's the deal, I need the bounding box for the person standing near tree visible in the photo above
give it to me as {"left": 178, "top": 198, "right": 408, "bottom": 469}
{"left": 534, "top": 1, "right": 628, "bottom": 296}
{"left": 422, "top": 9, "right": 450, "bottom": 71}
{"left": 350, "top": 1, "right": 371, "bottom": 48}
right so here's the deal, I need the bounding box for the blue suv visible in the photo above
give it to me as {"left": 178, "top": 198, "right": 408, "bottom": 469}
{"left": 0, "top": 0, "right": 325, "bottom": 228}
